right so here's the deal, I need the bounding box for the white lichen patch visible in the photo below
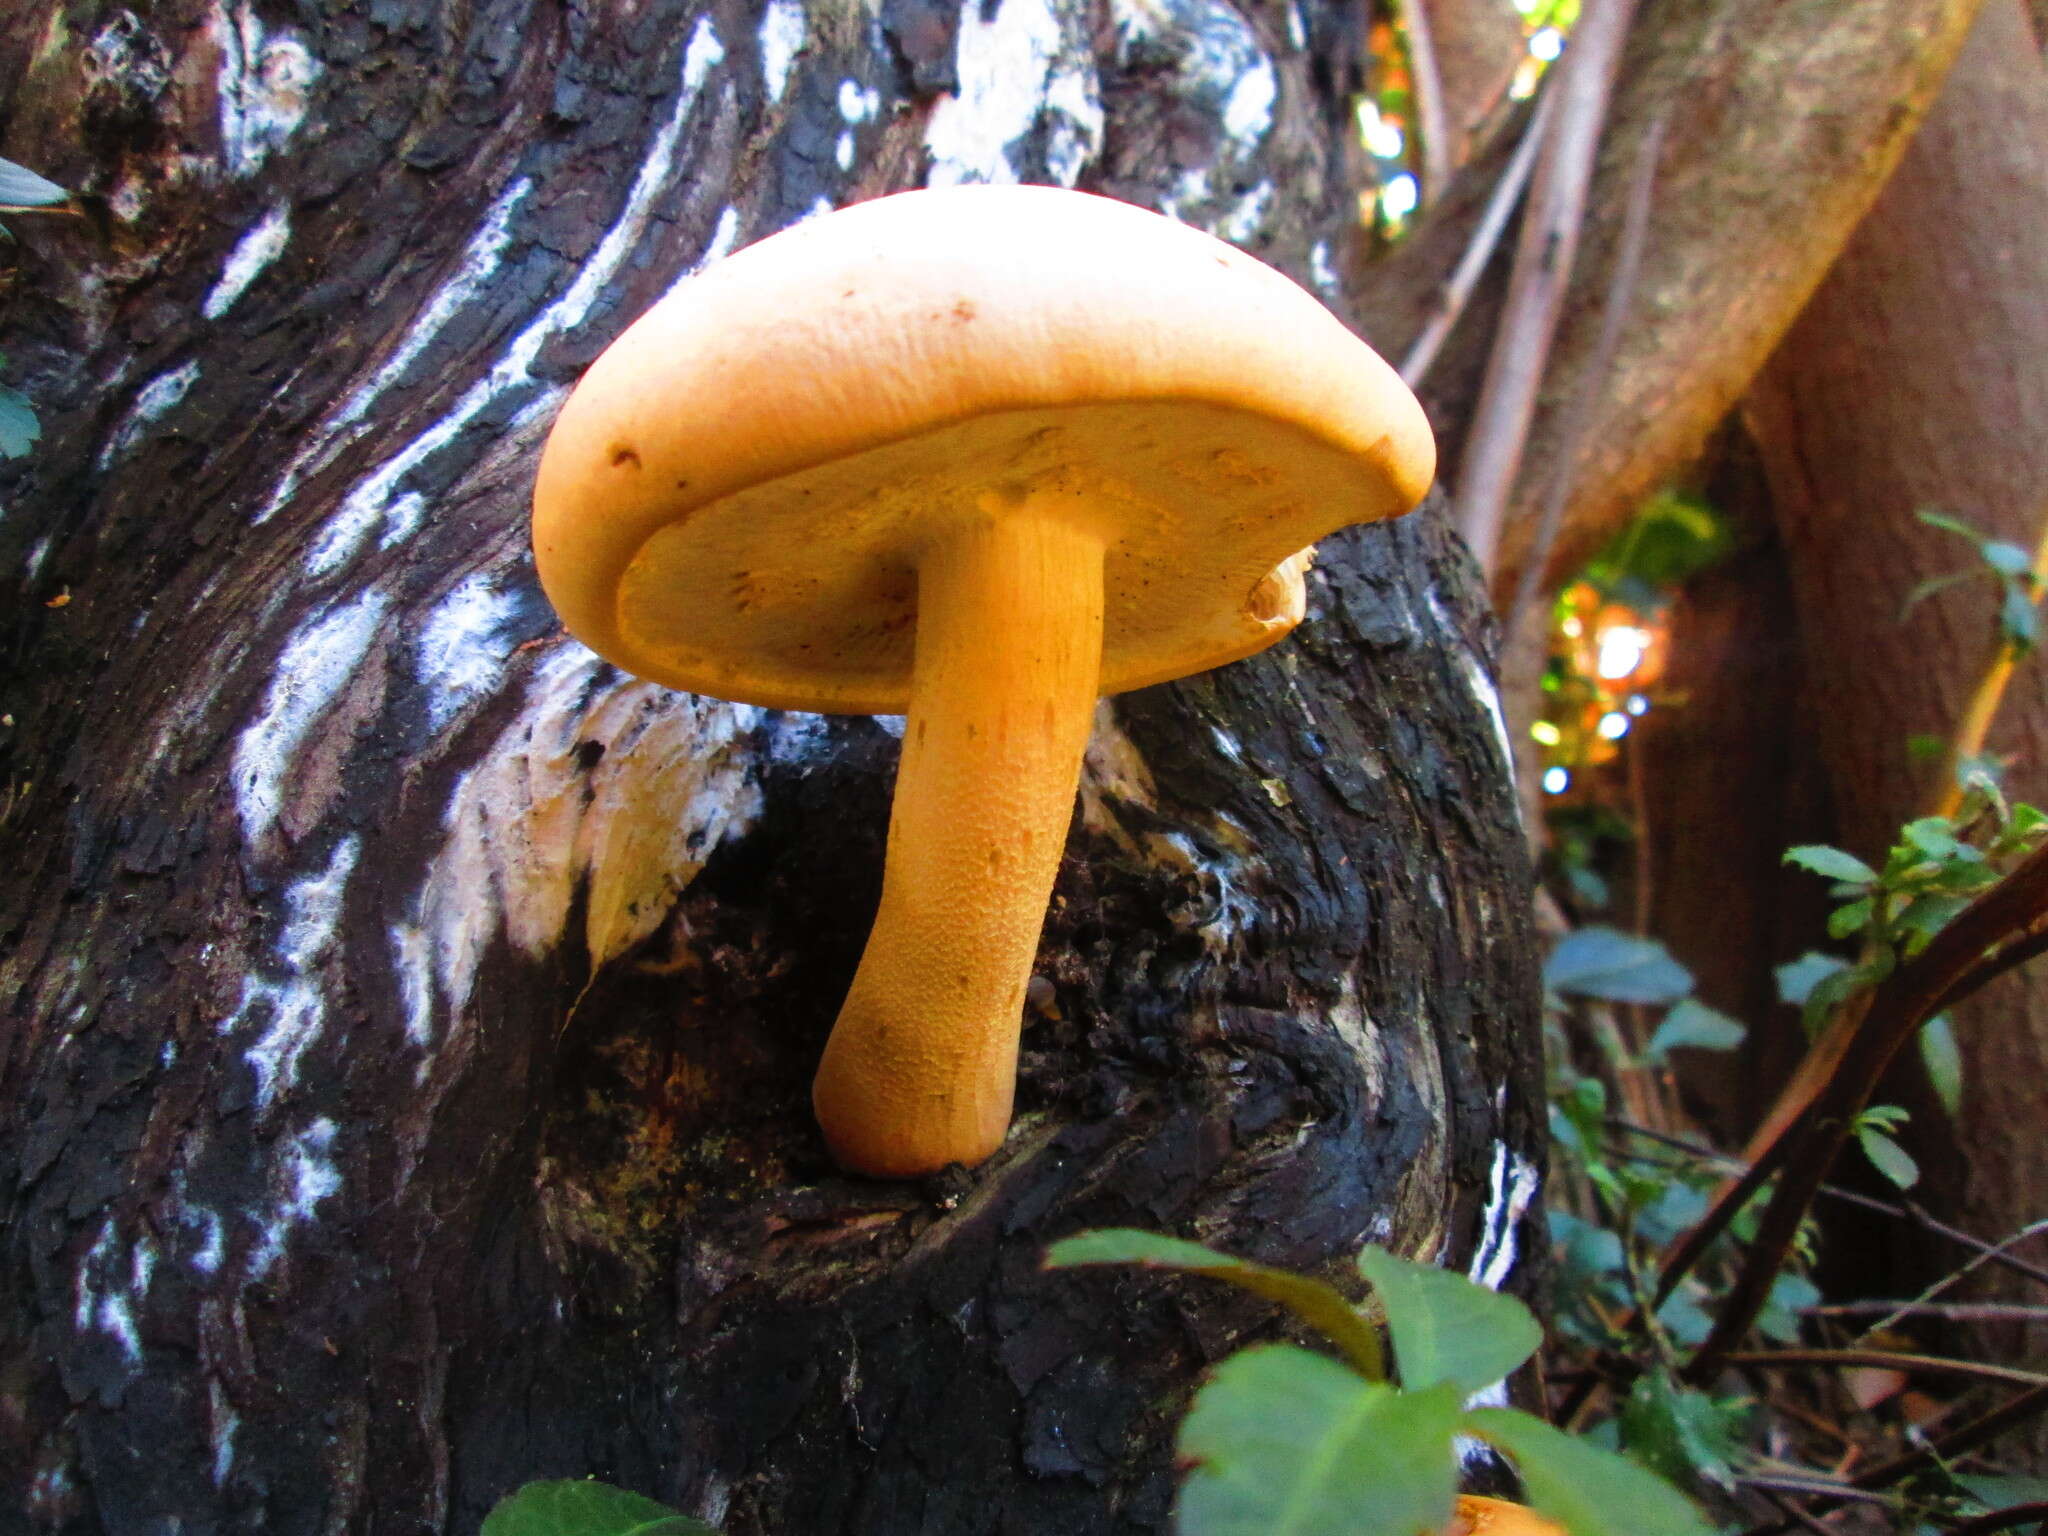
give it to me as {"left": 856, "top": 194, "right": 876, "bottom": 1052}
{"left": 1078, "top": 700, "right": 1159, "bottom": 840}
{"left": 387, "top": 644, "right": 763, "bottom": 1061}
{"left": 758, "top": 0, "right": 805, "bottom": 103}
{"left": 1218, "top": 181, "right": 1273, "bottom": 245}
{"left": 1222, "top": 55, "right": 1276, "bottom": 146}
{"left": 1151, "top": 826, "right": 1257, "bottom": 952}
{"left": 209, "top": 1379, "right": 240, "bottom": 1485}
{"left": 256, "top": 178, "right": 532, "bottom": 527}
{"left": 926, "top": 0, "right": 1102, "bottom": 188}
{"left": 221, "top": 836, "right": 360, "bottom": 1112}
{"left": 203, "top": 202, "right": 291, "bottom": 320}
{"left": 304, "top": 18, "right": 727, "bottom": 575}
{"left": 1317, "top": 973, "right": 1388, "bottom": 1104}
{"left": 1468, "top": 1137, "right": 1541, "bottom": 1292}
{"left": 247, "top": 1116, "right": 342, "bottom": 1276}
{"left": 233, "top": 589, "right": 391, "bottom": 845}
{"left": 414, "top": 571, "right": 525, "bottom": 736}
{"left": 1426, "top": 590, "right": 1516, "bottom": 789}
{"left": 1309, "top": 239, "right": 1338, "bottom": 294}
{"left": 97, "top": 360, "right": 200, "bottom": 470}
{"left": 72, "top": 1218, "right": 159, "bottom": 1366}
{"left": 213, "top": 0, "right": 321, "bottom": 177}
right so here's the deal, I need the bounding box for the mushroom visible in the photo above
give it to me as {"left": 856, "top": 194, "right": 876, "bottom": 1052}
{"left": 531, "top": 185, "right": 1433, "bottom": 1178}
{"left": 1444, "top": 1496, "right": 1566, "bottom": 1535}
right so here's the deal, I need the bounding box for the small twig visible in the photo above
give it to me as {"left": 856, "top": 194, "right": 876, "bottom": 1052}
{"left": 1738, "top": 1474, "right": 1899, "bottom": 1508}
{"left": 1857, "top": 1218, "right": 2048, "bottom": 1342}
{"left": 1755, "top": 1488, "right": 1838, "bottom": 1536}
{"left": 1725, "top": 1348, "right": 2048, "bottom": 1392}
{"left": 1949, "top": 1501, "right": 2048, "bottom": 1536}
{"left": 1401, "top": 0, "right": 1453, "bottom": 210}
{"left": 1401, "top": 90, "right": 1557, "bottom": 389}
{"left": 1451, "top": 0, "right": 1639, "bottom": 576}
{"left": 1808, "top": 1301, "right": 2048, "bottom": 1323}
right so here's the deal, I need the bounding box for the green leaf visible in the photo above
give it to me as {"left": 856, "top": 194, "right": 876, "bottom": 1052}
{"left": 1757, "top": 1272, "right": 1822, "bottom": 1344}
{"left": 1900, "top": 818, "right": 1962, "bottom": 860}
{"left": 1958, "top": 1474, "right": 2048, "bottom": 1512}
{"left": 1618, "top": 1372, "right": 1741, "bottom": 1491}
{"left": 0, "top": 156, "right": 69, "bottom": 208}
{"left": 1642, "top": 1000, "right": 1746, "bottom": 1063}
{"left": 481, "top": 1481, "right": 716, "bottom": 1536}
{"left": 1857, "top": 1128, "right": 1920, "bottom": 1190}
{"left": 1784, "top": 845, "right": 1878, "bottom": 886}
{"left": 1919, "top": 1014, "right": 1963, "bottom": 1117}
{"left": 1982, "top": 540, "right": 2033, "bottom": 577}
{"left": 1654, "top": 1287, "right": 1714, "bottom": 1349}
{"left": 1545, "top": 927, "right": 1694, "bottom": 1005}
{"left": 1917, "top": 508, "right": 1986, "bottom": 546}
{"left": 1355, "top": 1247, "right": 1541, "bottom": 1394}
{"left": 1465, "top": 1406, "right": 1714, "bottom": 1536}
{"left": 1045, "top": 1230, "right": 1384, "bottom": 1379}
{"left": 1774, "top": 952, "right": 1848, "bottom": 1006}
{"left": 1826, "top": 899, "right": 1874, "bottom": 941}
{"left": 2003, "top": 579, "right": 2042, "bottom": 653}
{"left": 0, "top": 383, "right": 38, "bottom": 459}
{"left": 1176, "top": 1347, "right": 1459, "bottom": 1536}
{"left": 1549, "top": 1211, "right": 1625, "bottom": 1279}
{"left": 1900, "top": 570, "right": 1974, "bottom": 618}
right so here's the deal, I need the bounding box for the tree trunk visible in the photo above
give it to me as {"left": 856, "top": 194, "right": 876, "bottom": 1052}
{"left": 1359, "top": 0, "right": 1984, "bottom": 596}
{"left": 1740, "top": 0, "right": 2048, "bottom": 1377}
{"left": 0, "top": 2, "right": 1543, "bottom": 1531}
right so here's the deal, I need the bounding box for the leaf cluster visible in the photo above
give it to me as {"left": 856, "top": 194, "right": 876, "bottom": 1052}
{"left": 1044, "top": 1230, "right": 1709, "bottom": 1536}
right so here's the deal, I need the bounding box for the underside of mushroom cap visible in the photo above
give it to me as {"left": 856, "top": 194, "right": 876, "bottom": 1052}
{"left": 533, "top": 185, "right": 1434, "bottom": 711}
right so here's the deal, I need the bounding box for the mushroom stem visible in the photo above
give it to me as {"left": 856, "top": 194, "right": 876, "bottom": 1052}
{"left": 812, "top": 503, "right": 1106, "bottom": 1176}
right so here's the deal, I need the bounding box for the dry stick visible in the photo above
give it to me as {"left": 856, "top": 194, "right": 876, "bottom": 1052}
{"left": 1402, "top": 0, "right": 1453, "bottom": 211}
{"left": 1724, "top": 1348, "right": 2048, "bottom": 1392}
{"left": 1856, "top": 1217, "right": 2048, "bottom": 1343}
{"left": 1679, "top": 841, "right": 2048, "bottom": 1382}
{"left": 1401, "top": 89, "right": 1557, "bottom": 390}
{"left": 1451, "top": 0, "right": 1639, "bottom": 579}
{"left": 1809, "top": 1300, "right": 2048, "bottom": 1323}
{"left": 1615, "top": 1118, "right": 2048, "bottom": 1293}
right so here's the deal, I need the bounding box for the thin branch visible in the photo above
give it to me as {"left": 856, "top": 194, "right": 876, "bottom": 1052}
{"left": 1724, "top": 1348, "right": 2048, "bottom": 1392}
{"left": 1852, "top": 1384, "right": 2048, "bottom": 1494}
{"left": 1502, "top": 108, "right": 1667, "bottom": 639}
{"left": 1855, "top": 1217, "right": 2048, "bottom": 1341}
{"left": 1806, "top": 1300, "right": 2048, "bottom": 1323}
{"left": 1401, "top": 89, "right": 1557, "bottom": 389}
{"left": 1450, "top": 0, "right": 1639, "bottom": 576}
{"left": 1402, "top": 0, "right": 1454, "bottom": 209}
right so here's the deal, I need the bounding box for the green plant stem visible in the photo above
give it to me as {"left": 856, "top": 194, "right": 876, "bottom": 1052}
{"left": 1932, "top": 504, "right": 2048, "bottom": 818}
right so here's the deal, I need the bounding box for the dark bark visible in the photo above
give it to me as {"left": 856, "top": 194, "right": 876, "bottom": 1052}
{"left": 0, "top": 2, "right": 1541, "bottom": 1531}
